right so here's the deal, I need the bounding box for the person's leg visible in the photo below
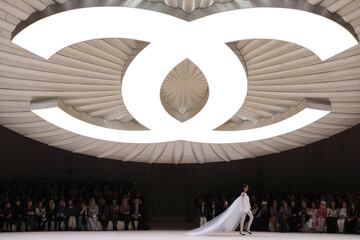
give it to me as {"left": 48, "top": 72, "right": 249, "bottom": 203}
{"left": 57, "top": 218, "right": 62, "bottom": 230}
{"left": 124, "top": 215, "right": 130, "bottom": 230}
{"left": 355, "top": 219, "right": 360, "bottom": 233}
{"left": 5, "top": 220, "right": 10, "bottom": 232}
{"left": 60, "top": 218, "right": 65, "bottom": 231}
{"left": 319, "top": 217, "right": 325, "bottom": 232}
{"left": 55, "top": 218, "right": 59, "bottom": 231}
{"left": 133, "top": 219, "right": 139, "bottom": 230}
{"left": 239, "top": 212, "right": 246, "bottom": 234}
{"left": 88, "top": 218, "right": 94, "bottom": 231}
{"left": 24, "top": 217, "right": 29, "bottom": 231}
{"left": 8, "top": 219, "right": 13, "bottom": 231}
{"left": 15, "top": 219, "right": 20, "bottom": 232}
{"left": 90, "top": 217, "right": 98, "bottom": 231}
{"left": 47, "top": 219, "right": 52, "bottom": 231}
{"left": 317, "top": 217, "right": 322, "bottom": 232}
{"left": 246, "top": 211, "right": 254, "bottom": 232}
{"left": 37, "top": 218, "right": 42, "bottom": 231}
{"left": 113, "top": 219, "right": 117, "bottom": 231}
{"left": 74, "top": 216, "right": 79, "bottom": 230}
{"left": 332, "top": 218, "right": 337, "bottom": 233}
{"left": 337, "top": 219, "right": 343, "bottom": 233}
{"left": 279, "top": 217, "right": 285, "bottom": 232}
{"left": 326, "top": 217, "right": 331, "bottom": 233}
{"left": 68, "top": 218, "right": 72, "bottom": 230}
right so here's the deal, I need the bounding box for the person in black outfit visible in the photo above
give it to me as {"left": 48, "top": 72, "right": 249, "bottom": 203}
{"left": 298, "top": 201, "right": 309, "bottom": 232}
{"left": 66, "top": 200, "right": 78, "bottom": 231}
{"left": 24, "top": 200, "right": 35, "bottom": 231}
{"left": 13, "top": 200, "right": 24, "bottom": 232}
{"left": 98, "top": 198, "right": 110, "bottom": 231}
{"left": 346, "top": 202, "right": 359, "bottom": 233}
{"left": 289, "top": 200, "right": 299, "bottom": 232}
{"left": 47, "top": 199, "right": 57, "bottom": 231}
{"left": 131, "top": 197, "right": 145, "bottom": 230}
{"left": 56, "top": 200, "right": 67, "bottom": 231}
{"left": 326, "top": 200, "right": 338, "bottom": 233}
{"left": 110, "top": 199, "right": 119, "bottom": 230}
{"left": 251, "top": 202, "right": 261, "bottom": 231}
{"left": 208, "top": 200, "right": 219, "bottom": 221}
{"left": 197, "top": 200, "right": 208, "bottom": 227}
{"left": 3, "top": 202, "right": 13, "bottom": 232}
{"left": 259, "top": 201, "right": 270, "bottom": 231}
{"left": 78, "top": 202, "right": 88, "bottom": 231}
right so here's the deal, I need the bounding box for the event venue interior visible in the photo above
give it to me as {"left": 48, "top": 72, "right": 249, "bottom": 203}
{"left": 0, "top": 0, "right": 359, "bottom": 239}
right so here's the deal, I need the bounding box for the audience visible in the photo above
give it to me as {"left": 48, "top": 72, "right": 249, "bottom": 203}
{"left": 1, "top": 180, "right": 359, "bottom": 234}
{"left": 0, "top": 179, "right": 147, "bottom": 232}
{"left": 195, "top": 189, "right": 360, "bottom": 234}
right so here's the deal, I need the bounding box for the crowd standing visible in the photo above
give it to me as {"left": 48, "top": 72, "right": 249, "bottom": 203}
{"left": 195, "top": 189, "right": 360, "bottom": 234}
{"left": 0, "top": 179, "right": 148, "bottom": 232}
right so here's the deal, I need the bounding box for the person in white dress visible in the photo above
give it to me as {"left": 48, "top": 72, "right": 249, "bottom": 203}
{"left": 187, "top": 184, "right": 253, "bottom": 236}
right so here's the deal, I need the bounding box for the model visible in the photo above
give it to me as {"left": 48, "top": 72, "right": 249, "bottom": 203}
{"left": 188, "top": 184, "right": 253, "bottom": 236}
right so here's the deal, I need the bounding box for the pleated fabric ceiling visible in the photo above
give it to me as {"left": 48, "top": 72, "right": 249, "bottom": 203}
{"left": 0, "top": 0, "right": 359, "bottom": 164}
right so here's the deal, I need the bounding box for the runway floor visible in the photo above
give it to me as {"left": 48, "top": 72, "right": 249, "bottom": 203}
{"left": 0, "top": 231, "right": 359, "bottom": 240}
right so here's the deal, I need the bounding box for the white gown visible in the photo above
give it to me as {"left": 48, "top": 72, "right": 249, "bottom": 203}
{"left": 187, "top": 192, "right": 250, "bottom": 236}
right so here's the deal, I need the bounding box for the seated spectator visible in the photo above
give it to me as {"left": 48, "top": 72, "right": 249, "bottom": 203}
{"left": 24, "top": 200, "right": 35, "bottom": 231}
{"left": 326, "top": 200, "right": 338, "bottom": 233}
{"left": 299, "top": 200, "right": 309, "bottom": 232}
{"left": 251, "top": 202, "right": 261, "bottom": 231}
{"left": 35, "top": 201, "right": 47, "bottom": 231}
{"left": 120, "top": 197, "right": 132, "bottom": 230}
{"left": 337, "top": 201, "right": 347, "bottom": 233}
{"left": 269, "top": 200, "right": 279, "bottom": 232}
{"left": 259, "top": 201, "right": 270, "bottom": 231}
{"left": 78, "top": 202, "right": 88, "bottom": 231}
{"left": 131, "top": 197, "right": 144, "bottom": 230}
{"left": 47, "top": 199, "right": 56, "bottom": 231}
{"left": 306, "top": 201, "right": 318, "bottom": 232}
{"left": 288, "top": 200, "right": 299, "bottom": 232}
{"left": 13, "top": 200, "right": 24, "bottom": 232}
{"left": 197, "top": 200, "right": 208, "bottom": 227}
{"left": 279, "top": 201, "right": 291, "bottom": 232}
{"left": 87, "top": 198, "right": 99, "bottom": 231}
{"left": 56, "top": 200, "right": 67, "bottom": 231}
{"left": 356, "top": 213, "right": 360, "bottom": 233}
{"left": 110, "top": 200, "right": 119, "bottom": 231}
{"left": 67, "top": 200, "right": 78, "bottom": 231}
{"left": 3, "top": 202, "right": 13, "bottom": 232}
{"left": 98, "top": 198, "right": 109, "bottom": 231}
{"left": 208, "top": 200, "right": 219, "bottom": 221}
{"left": 346, "top": 201, "right": 358, "bottom": 233}
{"left": 317, "top": 201, "right": 327, "bottom": 233}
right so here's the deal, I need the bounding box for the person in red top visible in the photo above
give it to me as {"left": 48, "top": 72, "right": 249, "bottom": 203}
{"left": 317, "top": 201, "right": 327, "bottom": 232}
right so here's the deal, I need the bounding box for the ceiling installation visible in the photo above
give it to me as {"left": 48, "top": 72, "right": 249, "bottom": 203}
{"left": 0, "top": 0, "right": 360, "bottom": 164}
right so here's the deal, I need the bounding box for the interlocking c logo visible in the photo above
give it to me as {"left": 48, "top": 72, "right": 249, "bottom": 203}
{"left": 14, "top": 7, "right": 357, "bottom": 143}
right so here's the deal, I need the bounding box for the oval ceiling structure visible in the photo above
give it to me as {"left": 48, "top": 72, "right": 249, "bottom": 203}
{"left": 0, "top": 0, "right": 359, "bottom": 163}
